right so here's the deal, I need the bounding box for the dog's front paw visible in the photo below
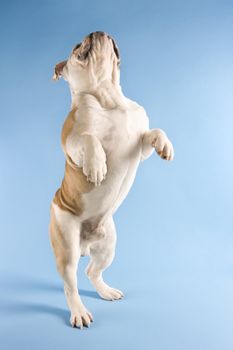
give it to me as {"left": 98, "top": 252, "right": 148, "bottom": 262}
{"left": 83, "top": 155, "right": 107, "bottom": 186}
{"left": 152, "top": 129, "right": 174, "bottom": 161}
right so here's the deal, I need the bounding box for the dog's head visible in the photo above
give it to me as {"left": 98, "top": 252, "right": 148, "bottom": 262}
{"left": 53, "top": 31, "right": 120, "bottom": 93}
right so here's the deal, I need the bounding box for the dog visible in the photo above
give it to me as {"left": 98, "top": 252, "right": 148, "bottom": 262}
{"left": 49, "top": 31, "right": 174, "bottom": 329}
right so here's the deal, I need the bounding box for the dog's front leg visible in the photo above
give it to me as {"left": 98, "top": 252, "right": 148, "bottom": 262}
{"left": 81, "top": 134, "right": 107, "bottom": 186}
{"left": 66, "top": 133, "right": 107, "bottom": 186}
{"left": 141, "top": 128, "right": 174, "bottom": 161}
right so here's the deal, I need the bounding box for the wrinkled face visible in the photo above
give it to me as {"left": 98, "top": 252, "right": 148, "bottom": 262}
{"left": 53, "top": 31, "right": 121, "bottom": 92}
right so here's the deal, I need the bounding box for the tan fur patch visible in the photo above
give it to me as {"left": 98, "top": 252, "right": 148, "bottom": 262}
{"left": 53, "top": 107, "right": 94, "bottom": 216}
{"left": 53, "top": 162, "right": 94, "bottom": 216}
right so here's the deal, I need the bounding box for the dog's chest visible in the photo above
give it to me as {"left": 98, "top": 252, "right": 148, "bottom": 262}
{"left": 99, "top": 106, "right": 145, "bottom": 160}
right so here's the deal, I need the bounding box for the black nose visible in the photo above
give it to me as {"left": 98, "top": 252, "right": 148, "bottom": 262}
{"left": 96, "top": 31, "right": 105, "bottom": 35}
{"left": 91, "top": 31, "right": 106, "bottom": 37}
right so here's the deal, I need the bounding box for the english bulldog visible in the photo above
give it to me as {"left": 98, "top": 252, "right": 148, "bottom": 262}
{"left": 49, "top": 31, "right": 174, "bottom": 329}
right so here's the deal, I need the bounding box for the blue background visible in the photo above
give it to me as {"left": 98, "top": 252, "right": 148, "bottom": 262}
{"left": 0, "top": 0, "right": 233, "bottom": 349}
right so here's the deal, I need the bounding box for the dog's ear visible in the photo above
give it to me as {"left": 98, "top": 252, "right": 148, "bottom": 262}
{"left": 111, "top": 38, "right": 120, "bottom": 63}
{"left": 52, "top": 60, "right": 67, "bottom": 81}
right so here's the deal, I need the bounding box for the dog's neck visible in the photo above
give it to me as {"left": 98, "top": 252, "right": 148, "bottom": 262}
{"left": 70, "top": 80, "right": 127, "bottom": 110}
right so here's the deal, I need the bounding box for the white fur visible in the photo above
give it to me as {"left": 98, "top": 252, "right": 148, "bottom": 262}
{"left": 51, "top": 32, "right": 174, "bottom": 328}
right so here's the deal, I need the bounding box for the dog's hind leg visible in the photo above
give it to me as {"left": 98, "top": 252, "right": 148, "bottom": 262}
{"left": 85, "top": 216, "right": 124, "bottom": 300}
{"left": 49, "top": 204, "right": 93, "bottom": 328}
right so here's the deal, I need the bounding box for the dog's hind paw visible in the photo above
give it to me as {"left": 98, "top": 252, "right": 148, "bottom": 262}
{"left": 95, "top": 282, "right": 124, "bottom": 301}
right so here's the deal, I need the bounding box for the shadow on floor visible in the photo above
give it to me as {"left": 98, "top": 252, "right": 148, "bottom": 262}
{"left": 1, "top": 274, "right": 100, "bottom": 299}
{"left": 79, "top": 289, "right": 100, "bottom": 299}
{"left": 0, "top": 301, "right": 71, "bottom": 326}
{"left": 0, "top": 274, "right": 101, "bottom": 326}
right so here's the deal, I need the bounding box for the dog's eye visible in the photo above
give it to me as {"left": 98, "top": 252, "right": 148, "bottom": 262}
{"left": 73, "top": 43, "right": 81, "bottom": 51}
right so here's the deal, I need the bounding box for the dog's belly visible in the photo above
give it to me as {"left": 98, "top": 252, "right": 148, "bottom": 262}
{"left": 82, "top": 148, "right": 141, "bottom": 221}
{"left": 79, "top": 150, "right": 141, "bottom": 255}
{"left": 81, "top": 108, "right": 144, "bottom": 222}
